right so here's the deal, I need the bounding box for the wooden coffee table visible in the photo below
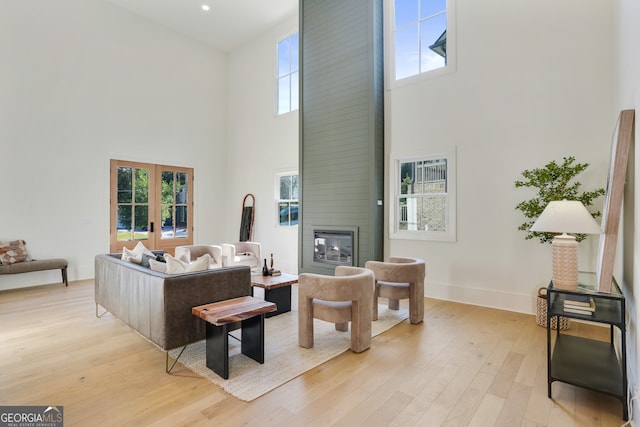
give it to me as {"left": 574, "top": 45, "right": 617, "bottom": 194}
{"left": 250, "top": 272, "right": 298, "bottom": 317}
{"left": 192, "top": 296, "right": 276, "bottom": 379}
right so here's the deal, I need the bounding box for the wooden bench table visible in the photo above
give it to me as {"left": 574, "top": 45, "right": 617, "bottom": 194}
{"left": 250, "top": 272, "right": 298, "bottom": 317}
{"left": 192, "top": 296, "right": 276, "bottom": 379}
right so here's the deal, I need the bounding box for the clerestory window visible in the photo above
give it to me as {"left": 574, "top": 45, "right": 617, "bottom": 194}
{"left": 390, "top": 0, "right": 455, "bottom": 82}
{"left": 277, "top": 33, "right": 299, "bottom": 115}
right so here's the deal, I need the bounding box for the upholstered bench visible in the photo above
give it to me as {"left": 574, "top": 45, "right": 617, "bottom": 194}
{"left": 0, "top": 258, "right": 68, "bottom": 286}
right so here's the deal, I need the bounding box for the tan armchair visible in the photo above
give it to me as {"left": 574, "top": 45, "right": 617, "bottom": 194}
{"left": 175, "top": 245, "right": 223, "bottom": 269}
{"left": 298, "top": 266, "right": 375, "bottom": 353}
{"left": 365, "top": 257, "right": 425, "bottom": 324}
{"left": 221, "top": 242, "right": 261, "bottom": 269}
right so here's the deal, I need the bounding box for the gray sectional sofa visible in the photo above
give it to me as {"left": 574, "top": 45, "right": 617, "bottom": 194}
{"left": 94, "top": 253, "right": 251, "bottom": 351}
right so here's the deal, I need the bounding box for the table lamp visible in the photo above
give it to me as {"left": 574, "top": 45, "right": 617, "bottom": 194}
{"left": 530, "top": 200, "right": 602, "bottom": 290}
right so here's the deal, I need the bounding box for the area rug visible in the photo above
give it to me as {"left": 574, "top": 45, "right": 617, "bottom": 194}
{"left": 170, "top": 301, "right": 408, "bottom": 401}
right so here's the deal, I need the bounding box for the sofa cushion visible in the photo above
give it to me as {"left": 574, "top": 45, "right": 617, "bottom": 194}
{"left": 0, "top": 240, "right": 31, "bottom": 265}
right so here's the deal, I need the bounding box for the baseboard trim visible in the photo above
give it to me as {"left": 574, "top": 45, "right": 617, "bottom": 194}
{"left": 425, "top": 280, "right": 537, "bottom": 315}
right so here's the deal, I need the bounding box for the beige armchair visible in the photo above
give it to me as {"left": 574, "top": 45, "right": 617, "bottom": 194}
{"left": 175, "top": 245, "right": 223, "bottom": 269}
{"left": 298, "top": 266, "right": 375, "bottom": 353}
{"left": 365, "top": 257, "right": 426, "bottom": 324}
{"left": 221, "top": 242, "right": 261, "bottom": 269}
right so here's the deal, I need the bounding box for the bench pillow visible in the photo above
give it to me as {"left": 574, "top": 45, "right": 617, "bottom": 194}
{"left": 0, "top": 240, "right": 31, "bottom": 265}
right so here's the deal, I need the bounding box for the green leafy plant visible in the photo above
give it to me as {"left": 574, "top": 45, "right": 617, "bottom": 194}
{"left": 515, "top": 156, "right": 605, "bottom": 244}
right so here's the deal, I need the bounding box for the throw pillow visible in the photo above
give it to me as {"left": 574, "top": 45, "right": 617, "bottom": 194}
{"left": 0, "top": 240, "right": 31, "bottom": 265}
{"left": 133, "top": 241, "right": 155, "bottom": 257}
{"left": 164, "top": 254, "right": 189, "bottom": 274}
{"left": 121, "top": 247, "right": 142, "bottom": 264}
{"left": 186, "top": 254, "right": 211, "bottom": 272}
{"left": 149, "top": 259, "right": 167, "bottom": 273}
{"left": 121, "top": 241, "right": 155, "bottom": 263}
{"left": 164, "top": 253, "right": 211, "bottom": 274}
{"left": 140, "top": 253, "right": 156, "bottom": 268}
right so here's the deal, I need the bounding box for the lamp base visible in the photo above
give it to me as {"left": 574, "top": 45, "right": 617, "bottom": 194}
{"left": 551, "top": 234, "right": 578, "bottom": 290}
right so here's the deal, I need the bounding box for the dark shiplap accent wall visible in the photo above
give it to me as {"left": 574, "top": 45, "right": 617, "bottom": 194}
{"left": 299, "top": 0, "right": 384, "bottom": 274}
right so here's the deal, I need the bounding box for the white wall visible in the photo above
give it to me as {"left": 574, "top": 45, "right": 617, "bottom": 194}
{"left": 0, "top": 0, "right": 228, "bottom": 290}
{"left": 615, "top": 0, "right": 640, "bottom": 412}
{"left": 386, "top": 0, "right": 614, "bottom": 313}
{"left": 226, "top": 14, "right": 299, "bottom": 274}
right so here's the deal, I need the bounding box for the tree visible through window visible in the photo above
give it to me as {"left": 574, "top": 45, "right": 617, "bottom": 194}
{"left": 277, "top": 33, "right": 299, "bottom": 115}
{"left": 394, "top": 0, "right": 448, "bottom": 80}
{"left": 277, "top": 173, "right": 299, "bottom": 226}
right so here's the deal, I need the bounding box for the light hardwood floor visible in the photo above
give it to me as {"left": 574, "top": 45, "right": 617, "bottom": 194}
{"left": 0, "top": 280, "right": 626, "bottom": 426}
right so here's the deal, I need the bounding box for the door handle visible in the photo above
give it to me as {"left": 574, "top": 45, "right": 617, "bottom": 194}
{"left": 150, "top": 222, "right": 154, "bottom": 233}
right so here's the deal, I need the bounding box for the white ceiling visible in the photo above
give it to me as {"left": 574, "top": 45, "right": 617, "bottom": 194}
{"left": 107, "top": 0, "right": 298, "bottom": 52}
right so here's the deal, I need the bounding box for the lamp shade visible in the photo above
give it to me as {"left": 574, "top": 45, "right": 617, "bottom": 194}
{"left": 530, "top": 200, "right": 602, "bottom": 234}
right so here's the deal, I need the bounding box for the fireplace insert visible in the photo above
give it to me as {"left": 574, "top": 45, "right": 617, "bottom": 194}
{"left": 313, "top": 228, "right": 356, "bottom": 266}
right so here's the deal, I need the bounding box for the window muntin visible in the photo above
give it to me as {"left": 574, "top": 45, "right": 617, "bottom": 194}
{"left": 277, "top": 33, "right": 299, "bottom": 115}
{"left": 392, "top": 0, "right": 450, "bottom": 81}
{"left": 277, "top": 173, "right": 299, "bottom": 226}
{"left": 392, "top": 150, "right": 456, "bottom": 241}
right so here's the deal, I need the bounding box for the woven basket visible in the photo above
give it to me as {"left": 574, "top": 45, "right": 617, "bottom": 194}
{"left": 536, "top": 287, "right": 570, "bottom": 330}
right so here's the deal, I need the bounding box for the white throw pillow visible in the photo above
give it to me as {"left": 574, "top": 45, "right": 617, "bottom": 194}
{"left": 149, "top": 259, "right": 167, "bottom": 273}
{"left": 121, "top": 241, "right": 155, "bottom": 263}
{"left": 164, "top": 253, "right": 210, "bottom": 274}
{"left": 134, "top": 241, "right": 155, "bottom": 257}
{"left": 165, "top": 254, "right": 189, "bottom": 274}
{"left": 186, "top": 254, "right": 211, "bottom": 272}
{"left": 121, "top": 247, "right": 142, "bottom": 264}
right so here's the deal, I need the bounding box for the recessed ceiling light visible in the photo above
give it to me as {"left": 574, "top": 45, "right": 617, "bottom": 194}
{"left": 201, "top": 4, "right": 210, "bottom": 11}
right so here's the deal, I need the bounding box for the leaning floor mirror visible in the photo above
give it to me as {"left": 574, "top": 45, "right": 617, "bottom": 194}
{"left": 596, "top": 109, "right": 635, "bottom": 292}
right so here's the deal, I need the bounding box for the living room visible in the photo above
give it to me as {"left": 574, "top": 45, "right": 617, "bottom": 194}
{"left": 1, "top": 0, "right": 639, "bottom": 425}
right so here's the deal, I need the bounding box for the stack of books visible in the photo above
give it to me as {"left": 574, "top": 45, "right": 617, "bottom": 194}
{"left": 563, "top": 294, "right": 596, "bottom": 315}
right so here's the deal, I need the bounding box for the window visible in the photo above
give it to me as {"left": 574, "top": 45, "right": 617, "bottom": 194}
{"left": 277, "top": 33, "right": 299, "bottom": 115}
{"left": 391, "top": 150, "right": 456, "bottom": 241}
{"left": 391, "top": 0, "right": 453, "bottom": 81}
{"left": 276, "top": 172, "right": 299, "bottom": 226}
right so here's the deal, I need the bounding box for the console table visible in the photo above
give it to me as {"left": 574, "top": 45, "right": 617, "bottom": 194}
{"left": 546, "top": 273, "right": 627, "bottom": 420}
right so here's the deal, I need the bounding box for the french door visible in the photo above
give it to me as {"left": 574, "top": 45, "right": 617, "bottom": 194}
{"left": 110, "top": 160, "right": 193, "bottom": 254}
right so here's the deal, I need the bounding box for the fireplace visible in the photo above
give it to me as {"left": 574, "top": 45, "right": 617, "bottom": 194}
{"left": 313, "top": 227, "right": 358, "bottom": 267}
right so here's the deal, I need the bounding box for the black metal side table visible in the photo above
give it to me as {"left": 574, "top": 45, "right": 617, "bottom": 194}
{"left": 546, "top": 272, "right": 627, "bottom": 421}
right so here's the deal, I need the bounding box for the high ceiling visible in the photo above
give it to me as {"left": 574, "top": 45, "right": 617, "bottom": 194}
{"left": 107, "top": 0, "right": 298, "bottom": 52}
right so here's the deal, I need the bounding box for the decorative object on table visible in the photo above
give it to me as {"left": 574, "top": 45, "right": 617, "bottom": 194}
{"left": 535, "top": 287, "right": 570, "bottom": 330}
{"left": 515, "top": 156, "right": 604, "bottom": 244}
{"left": 270, "top": 253, "right": 274, "bottom": 270}
{"left": 562, "top": 294, "right": 596, "bottom": 316}
{"left": 596, "top": 110, "right": 634, "bottom": 292}
{"left": 262, "top": 258, "right": 270, "bottom": 276}
{"left": 530, "top": 200, "right": 602, "bottom": 290}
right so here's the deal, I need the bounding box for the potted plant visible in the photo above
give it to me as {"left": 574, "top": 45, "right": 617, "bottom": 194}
{"left": 515, "top": 156, "right": 605, "bottom": 244}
